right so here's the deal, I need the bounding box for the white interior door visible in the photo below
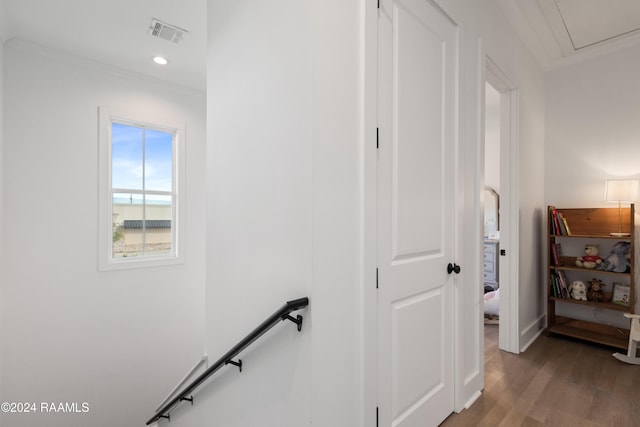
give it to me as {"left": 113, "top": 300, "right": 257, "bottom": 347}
{"left": 377, "top": 0, "right": 457, "bottom": 426}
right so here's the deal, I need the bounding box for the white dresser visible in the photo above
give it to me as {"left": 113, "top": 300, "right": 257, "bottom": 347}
{"left": 483, "top": 240, "right": 499, "bottom": 292}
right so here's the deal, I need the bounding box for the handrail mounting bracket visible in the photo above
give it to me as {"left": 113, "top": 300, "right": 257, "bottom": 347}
{"left": 284, "top": 314, "right": 304, "bottom": 332}
{"left": 225, "top": 359, "right": 243, "bottom": 372}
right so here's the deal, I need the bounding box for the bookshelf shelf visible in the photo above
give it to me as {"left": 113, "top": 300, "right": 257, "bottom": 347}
{"left": 552, "top": 234, "right": 631, "bottom": 240}
{"left": 549, "top": 264, "right": 629, "bottom": 277}
{"left": 549, "top": 297, "right": 630, "bottom": 313}
{"left": 548, "top": 317, "right": 630, "bottom": 349}
{"left": 546, "top": 205, "right": 635, "bottom": 350}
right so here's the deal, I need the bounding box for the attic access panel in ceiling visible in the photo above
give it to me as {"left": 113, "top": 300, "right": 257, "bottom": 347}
{"left": 551, "top": 0, "right": 640, "bottom": 50}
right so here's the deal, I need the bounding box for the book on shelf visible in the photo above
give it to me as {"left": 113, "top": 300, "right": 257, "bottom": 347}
{"left": 557, "top": 270, "right": 569, "bottom": 298}
{"left": 551, "top": 243, "right": 563, "bottom": 266}
{"left": 550, "top": 273, "right": 559, "bottom": 298}
{"left": 551, "top": 209, "right": 572, "bottom": 235}
{"left": 558, "top": 212, "right": 572, "bottom": 235}
{"left": 550, "top": 271, "right": 569, "bottom": 299}
{"left": 551, "top": 209, "right": 560, "bottom": 235}
{"left": 557, "top": 213, "right": 568, "bottom": 235}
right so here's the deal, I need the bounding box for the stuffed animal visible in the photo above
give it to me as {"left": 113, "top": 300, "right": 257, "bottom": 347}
{"left": 598, "top": 241, "right": 631, "bottom": 273}
{"left": 575, "top": 244, "right": 603, "bottom": 269}
{"left": 586, "top": 278, "right": 605, "bottom": 302}
{"left": 569, "top": 280, "right": 588, "bottom": 301}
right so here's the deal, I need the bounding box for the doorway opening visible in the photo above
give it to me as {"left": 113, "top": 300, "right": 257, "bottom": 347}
{"left": 483, "top": 82, "right": 501, "bottom": 330}
{"left": 484, "top": 58, "right": 520, "bottom": 354}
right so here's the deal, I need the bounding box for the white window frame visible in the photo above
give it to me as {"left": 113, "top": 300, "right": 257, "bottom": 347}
{"left": 98, "top": 106, "right": 186, "bottom": 270}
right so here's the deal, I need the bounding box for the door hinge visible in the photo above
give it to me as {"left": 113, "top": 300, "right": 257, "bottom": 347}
{"left": 376, "top": 128, "right": 380, "bottom": 149}
{"left": 376, "top": 268, "right": 379, "bottom": 289}
{"left": 376, "top": 406, "right": 379, "bottom": 426}
{"left": 377, "top": 0, "right": 380, "bottom": 9}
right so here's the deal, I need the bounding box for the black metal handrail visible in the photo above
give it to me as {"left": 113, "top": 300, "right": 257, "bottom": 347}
{"left": 146, "top": 297, "right": 309, "bottom": 425}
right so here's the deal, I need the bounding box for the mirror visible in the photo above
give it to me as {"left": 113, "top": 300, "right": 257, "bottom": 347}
{"left": 484, "top": 187, "right": 499, "bottom": 238}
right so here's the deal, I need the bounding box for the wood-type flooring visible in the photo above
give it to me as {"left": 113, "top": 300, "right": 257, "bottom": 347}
{"left": 441, "top": 324, "right": 640, "bottom": 426}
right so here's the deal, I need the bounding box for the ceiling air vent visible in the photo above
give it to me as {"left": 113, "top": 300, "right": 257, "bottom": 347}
{"left": 149, "top": 18, "right": 187, "bottom": 44}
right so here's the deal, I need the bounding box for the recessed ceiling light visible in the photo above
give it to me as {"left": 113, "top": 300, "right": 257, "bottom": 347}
{"left": 153, "top": 56, "right": 169, "bottom": 65}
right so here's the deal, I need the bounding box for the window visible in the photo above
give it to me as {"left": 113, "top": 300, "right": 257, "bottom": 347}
{"left": 99, "top": 107, "right": 185, "bottom": 270}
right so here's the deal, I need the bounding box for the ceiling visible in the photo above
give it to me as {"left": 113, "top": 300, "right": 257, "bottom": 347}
{"left": 0, "top": 0, "right": 206, "bottom": 92}
{"left": 497, "top": 0, "right": 640, "bottom": 69}
{"left": 0, "top": 0, "right": 638, "bottom": 91}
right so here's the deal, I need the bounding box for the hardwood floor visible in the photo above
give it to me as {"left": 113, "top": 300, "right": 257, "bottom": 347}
{"left": 441, "top": 324, "right": 640, "bottom": 427}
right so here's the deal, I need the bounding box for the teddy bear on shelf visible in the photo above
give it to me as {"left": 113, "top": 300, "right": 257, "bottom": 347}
{"left": 598, "top": 241, "right": 631, "bottom": 273}
{"left": 586, "top": 278, "right": 605, "bottom": 302}
{"left": 569, "top": 280, "right": 588, "bottom": 301}
{"left": 575, "top": 244, "right": 603, "bottom": 269}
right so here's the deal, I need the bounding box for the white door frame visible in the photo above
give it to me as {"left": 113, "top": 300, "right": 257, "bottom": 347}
{"left": 360, "top": 0, "right": 380, "bottom": 425}
{"left": 485, "top": 57, "right": 520, "bottom": 353}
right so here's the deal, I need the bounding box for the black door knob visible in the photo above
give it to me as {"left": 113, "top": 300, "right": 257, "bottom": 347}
{"left": 447, "top": 263, "right": 461, "bottom": 274}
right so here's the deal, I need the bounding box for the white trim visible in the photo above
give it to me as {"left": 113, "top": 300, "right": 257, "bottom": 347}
{"left": 535, "top": 0, "right": 575, "bottom": 56}
{"left": 462, "top": 390, "right": 482, "bottom": 410}
{"left": 360, "top": 0, "right": 378, "bottom": 425}
{"left": 519, "top": 314, "right": 546, "bottom": 352}
{"left": 0, "top": 1, "right": 12, "bottom": 44}
{"left": 98, "top": 106, "right": 186, "bottom": 271}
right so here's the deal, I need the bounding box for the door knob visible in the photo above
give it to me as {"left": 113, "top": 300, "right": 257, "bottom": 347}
{"left": 447, "top": 263, "right": 461, "bottom": 274}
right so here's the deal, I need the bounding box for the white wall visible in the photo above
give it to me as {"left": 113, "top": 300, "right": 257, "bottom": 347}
{"left": 546, "top": 45, "right": 640, "bottom": 204}
{"left": 546, "top": 44, "right": 640, "bottom": 324}
{"left": 164, "top": 1, "right": 362, "bottom": 426}
{"left": 204, "top": 0, "right": 314, "bottom": 425}
{"left": 0, "top": 40, "right": 206, "bottom": 427}
{"left": 310, "top": 1, "right": 362, "bottom": 424}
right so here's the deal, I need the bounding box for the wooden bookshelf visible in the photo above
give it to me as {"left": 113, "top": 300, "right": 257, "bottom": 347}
{"left": 546, "top": 205, "right": 635, "bottom": 350}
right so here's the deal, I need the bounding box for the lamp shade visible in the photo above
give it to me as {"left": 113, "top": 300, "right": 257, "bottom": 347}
{"left": 605, "top": 179, "right": 639, "bottom": 202}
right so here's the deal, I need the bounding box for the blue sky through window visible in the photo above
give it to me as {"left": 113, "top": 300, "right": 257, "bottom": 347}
{"left": 112, "top": 123, "right": 173, "bottom": 194}
{"left": 145, "top": 129, "right": 173, "bottom": 192}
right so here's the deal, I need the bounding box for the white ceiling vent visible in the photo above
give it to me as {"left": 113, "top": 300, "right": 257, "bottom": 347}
{"left": 149, "top": 19, "right": 187, "bottom": 44}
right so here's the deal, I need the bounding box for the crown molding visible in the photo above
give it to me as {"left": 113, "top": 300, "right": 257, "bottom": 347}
{"left": 0, "top": 1, "right": 13, "bottom": 44}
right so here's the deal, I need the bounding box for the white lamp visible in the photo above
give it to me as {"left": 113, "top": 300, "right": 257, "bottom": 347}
{"left": 605, "top": 179, "right": 639, "bottom": 237}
